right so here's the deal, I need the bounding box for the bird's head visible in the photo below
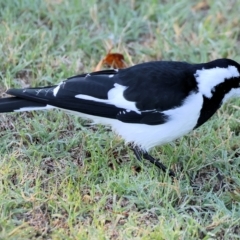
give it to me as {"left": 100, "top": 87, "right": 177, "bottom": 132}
{"left": 194, "top": 58, "right": 240, "bottom": 103}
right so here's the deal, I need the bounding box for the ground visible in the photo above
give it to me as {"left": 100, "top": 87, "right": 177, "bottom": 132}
{"left": 0, "top": 0, "right": 240, "bottom": 239}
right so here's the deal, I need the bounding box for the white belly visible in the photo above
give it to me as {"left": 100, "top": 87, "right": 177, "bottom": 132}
{"left": 111, "top": 92, "right": 203, "bottom": 150}
{"left": 64, "top": 92, "right": 203, "bottom": 151}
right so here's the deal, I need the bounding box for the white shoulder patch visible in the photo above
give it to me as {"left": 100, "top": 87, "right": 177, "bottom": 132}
{"left": 195, "top": 66, "right": 240, "bottom": 98}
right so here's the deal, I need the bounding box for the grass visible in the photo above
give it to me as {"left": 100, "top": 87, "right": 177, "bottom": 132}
{"left": 0, "top": 0, "right": 240, "bottom": 239}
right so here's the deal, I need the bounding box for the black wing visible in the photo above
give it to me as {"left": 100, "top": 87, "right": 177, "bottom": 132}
{"left": 115, "top": 61, "right": 197, "bottom": 111}
{"left": 6, "top": 61, "right": 197, "bottom": 124}
{"left": 7, "top": 70, "right": 124, "bottom": 119}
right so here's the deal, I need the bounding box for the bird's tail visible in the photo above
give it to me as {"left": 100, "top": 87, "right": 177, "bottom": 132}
{"left": 0, "top": 97, "right": 52, "bottom": 113}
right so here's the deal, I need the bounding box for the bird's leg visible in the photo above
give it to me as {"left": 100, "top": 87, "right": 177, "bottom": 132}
{"left": 131, "top": 146, "right": 175, "bottom": 177}
{"left": 215, "top": 168, "right": 225, "bottom": 189}
{"left": 131, "top": 146, "right": 144, "bottom": 161}
{"left": 142, "top": 151, "right": 175, "bottom": 177}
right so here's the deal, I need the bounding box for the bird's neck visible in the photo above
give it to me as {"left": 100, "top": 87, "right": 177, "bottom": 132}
{"left": 195, "top": 84, "right": 240, "bottom": 128}
{"left": 194, "top": 95, "right": 222, "bottom": 129}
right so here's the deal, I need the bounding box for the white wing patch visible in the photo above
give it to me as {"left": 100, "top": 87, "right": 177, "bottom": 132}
{"left": 195, "top": 65, "right": 240, "bottom": 98}
{"left": 75, "top": 83, "right": 140, "bottom": 113}
{"left": 53, "top": 82, "right": 64, "bottom": 97}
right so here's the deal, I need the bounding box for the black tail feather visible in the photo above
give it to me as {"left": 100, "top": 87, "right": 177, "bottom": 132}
{"left": 0, "top": 97, "right": 47, "bottom": 113}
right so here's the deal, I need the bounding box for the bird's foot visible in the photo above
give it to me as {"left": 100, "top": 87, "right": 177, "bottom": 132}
{"left": 131, "top": 146, "right": 175, "bottom": 177}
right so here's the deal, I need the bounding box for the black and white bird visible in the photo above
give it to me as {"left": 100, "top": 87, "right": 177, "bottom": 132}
{"left": 1, "top": 58, "right": 240, "bottom": 176}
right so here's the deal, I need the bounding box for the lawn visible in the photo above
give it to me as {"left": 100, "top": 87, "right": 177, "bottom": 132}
{"left": 0, "top": 0, "right": 240, "bottom": 239}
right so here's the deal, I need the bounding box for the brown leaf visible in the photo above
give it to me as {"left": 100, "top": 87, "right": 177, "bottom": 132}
{"left": 192, "top": 1, "right": 209, "bottom": 11}
{"left": 94, "top": 52, "right": 127, "bottom": 71}
{"left": 102, "top": 53, "right": 126, "bottom": 69}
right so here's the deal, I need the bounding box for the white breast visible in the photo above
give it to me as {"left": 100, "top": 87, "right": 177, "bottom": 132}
{"left": 110, "top": 92, "right": 203, "bottom": 150}
{"left": 65, "top": 92, "right": 203, "bottom": 151}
